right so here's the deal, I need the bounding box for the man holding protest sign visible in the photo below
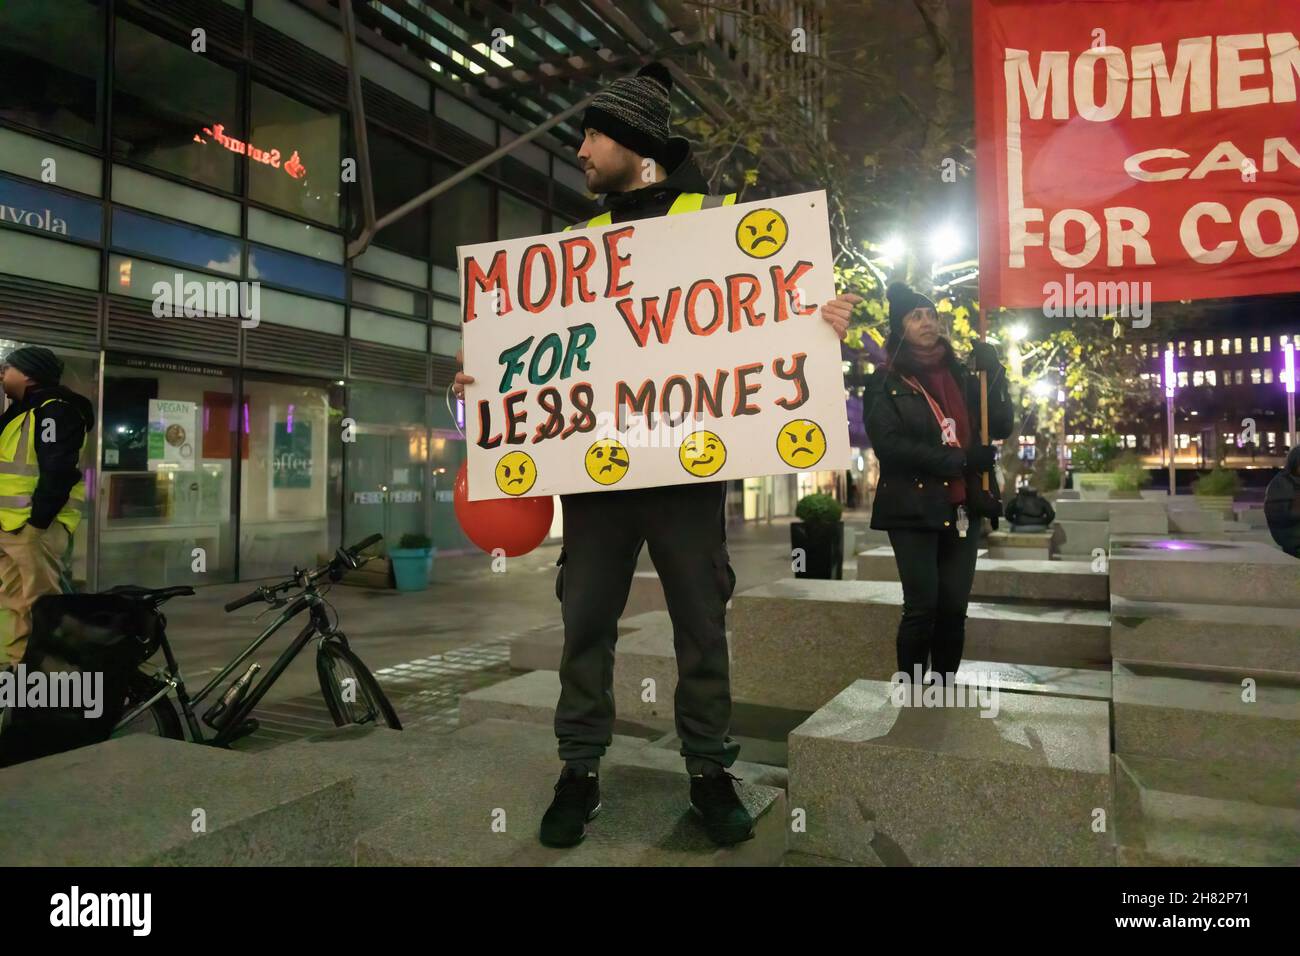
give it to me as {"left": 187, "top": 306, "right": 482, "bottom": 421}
{"left": 454, "top": 62, "right": 859, "bottom": 849}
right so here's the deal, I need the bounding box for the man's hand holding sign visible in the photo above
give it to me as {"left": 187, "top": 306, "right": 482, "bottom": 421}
{"left": 454, "top": 190, "right": 856, "bottom": 501}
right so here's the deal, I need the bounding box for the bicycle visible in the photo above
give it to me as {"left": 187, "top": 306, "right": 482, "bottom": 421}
{"left": 112, "top": 534, "right": 402, "bottom": 746}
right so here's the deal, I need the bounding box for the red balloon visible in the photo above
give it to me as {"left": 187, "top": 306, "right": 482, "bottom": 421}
{"left": 453, "top": 462, "right": 554, "bottom": 557}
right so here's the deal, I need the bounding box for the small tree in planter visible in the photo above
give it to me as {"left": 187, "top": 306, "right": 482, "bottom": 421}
{"left": 1109, "top": 454, "right": 1152, "bottom": 499}
{"left": 1192, "top": 468, "right": 1241, "bottom": 514}
{"left": 791, "top": 493, "right": 844, "bottom": 580}
{"left": 1070, "top": 434, "right": 1123, "bottom": 498}
{"left": 391, "top": 532, "right": 434, "bottom": 592}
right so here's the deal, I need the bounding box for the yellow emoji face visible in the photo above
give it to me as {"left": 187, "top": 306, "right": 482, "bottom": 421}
{"left": 777, "top": 419, "right": 827, "bottom": 468}
{"left": 495, "top": 450, "right": 537, "bottom": 496}
{"left": 584, "top": 438, "right": 630, "bottom": 486}
{"left": 679, "top": 430, "right": 727, "bottom": 477}
{"left": 736, "top": 208, "right": 789, "bottom": 259}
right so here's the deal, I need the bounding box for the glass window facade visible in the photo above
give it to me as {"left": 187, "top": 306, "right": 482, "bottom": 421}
{"left": 432, "top": 162, "right": 492, "bottom": 267}
{"left": 248, "top": 243, "right": 346, "bottom": 298}
{"left": 0, "top": 174, "right": 102, "bottom": 242}
{"left": 112, "top": 208, "right": 242, "bottom": 274}
{"left": 248, "top": 82, "right": 341, "bottom": 226}
{"left": 113, "top": 17, "right": 241, "bottom": 192}
{"left": 237, "top": 378, "right": 343, "bottom": 580}
{"left": 0, "top": 0, "right": 103, "bottom": 147}
{"left": 498, "top": 191, "right": 545, "bottom": 241}
{"left": 363, "top": 127, "right": 430, "bottom": 259}
{"left": 0, "top": 1, "right": 597, "bottom": 583}
{"left": 98, "top": 364, "right": 238, "bottom": 588}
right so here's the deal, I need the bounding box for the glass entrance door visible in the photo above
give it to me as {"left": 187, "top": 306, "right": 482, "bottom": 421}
{"left": 344, "top": 425, "right": 426, "bottom": 552}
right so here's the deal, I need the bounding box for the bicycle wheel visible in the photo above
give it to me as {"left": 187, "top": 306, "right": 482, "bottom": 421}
{"left": 113, "top": 674, "right": 184, "bottom": 740}
{"left": 316, "top": 638, "right": 402, "bottom": 730}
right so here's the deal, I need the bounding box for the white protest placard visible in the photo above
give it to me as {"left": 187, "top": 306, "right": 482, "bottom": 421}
{"left": 458, "top": 189, "right": 847, "bottom": 501}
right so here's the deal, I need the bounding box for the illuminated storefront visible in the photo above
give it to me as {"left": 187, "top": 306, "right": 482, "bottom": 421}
{"left": 0, "top": 0, "right": 595, "bottom": 588}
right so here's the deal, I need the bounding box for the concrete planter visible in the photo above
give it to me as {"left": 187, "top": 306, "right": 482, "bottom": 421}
{"left": 1074, "top": 472, "right": 1119, "bottom": 499}
{"left": 1191, "top": 494, "right": 1235, "bottom": 517}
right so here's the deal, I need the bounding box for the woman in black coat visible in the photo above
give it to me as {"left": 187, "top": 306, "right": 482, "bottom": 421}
{"left": 865, "top": 283, "right": 1014, "bottom": 687}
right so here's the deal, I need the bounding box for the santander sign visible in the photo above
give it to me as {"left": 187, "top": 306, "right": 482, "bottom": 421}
{"left": 193, "top": 124, "right": 307, "bottom": 180}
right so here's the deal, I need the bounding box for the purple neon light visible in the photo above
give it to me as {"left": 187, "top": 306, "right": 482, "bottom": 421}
{"left": 1285, "top": 342, "right": 1296, "bottom": 395}
{"left": 286, "top": 403, "right": 295, "bottom": 433}
{"left": 1164, "top": 348, "right": 1175, "bottom": 397}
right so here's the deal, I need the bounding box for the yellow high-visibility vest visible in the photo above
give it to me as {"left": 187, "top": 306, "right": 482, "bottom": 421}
{"left": 0, "top": 397, "right": 87, "bottom": 533}
{"left": 563, "top": 191, "right": 737, "bottom": 231}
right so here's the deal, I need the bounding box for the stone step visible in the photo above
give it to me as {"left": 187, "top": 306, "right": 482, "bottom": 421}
{"left": 353, "top": 719, "right": 787, "bottom": 866}
{"left": 1055, "top": 499, "right": 1168, "bottom": 527}
{"left": 1167, "top": 509, "right": 1226, "bottom": 534}
{"left": 955, "top": 659, "right": 1112, "bottom": 702}
{"left": 986, "top": 530, "right": 1052, "bottom": 560}
{"left": 509, "top": 610, "right": 673, "bottom": 674}
{"left": 459, "top": 668, "right": 664, "bottom": 739}
{"left": 0, "top": 734, "right": 356, "bottom": 866}
{"left": 856, "top": 548, "right": 1108, "bottom": 605}
{"left": 1109, "top": 536, "right": 1300, "bottom": 608}
{"left": 730, "top": 579, "right": 1110, "bottom": 711}
{"left": 1113, "top": 754, "right": 1300, "bottom": 866}
{"left": 461, "top": 668, "right": 811, "bottom": 767}
{"left": 787, "top": 679, "right": 1113, "bottom": 866}
{"left": 1112, "top": 662, "right": 1300, "bottom": 764}
{"left": 1051, "top": 520, "right": 1109, "bottom": 557}
{"left": 510, "top": 624, "right": 565, "bottom": 672}
{"left": 1111, "top": 597, "right": 1300, "bottom": 677}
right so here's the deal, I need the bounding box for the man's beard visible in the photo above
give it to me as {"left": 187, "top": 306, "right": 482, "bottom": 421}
{"left": 585, "top": 163, "right": 635, "bottom": 195}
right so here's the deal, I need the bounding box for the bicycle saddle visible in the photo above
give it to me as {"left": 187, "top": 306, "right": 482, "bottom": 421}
{"left": 105, "top": 584, "right": 196, "bottom": 605}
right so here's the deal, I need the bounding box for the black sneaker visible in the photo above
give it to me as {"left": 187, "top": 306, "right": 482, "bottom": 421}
{"left": 689, "top": 770, "right": 754, "bottom": 846}
{"left": 539, "top": 767, "right": 601, "bottom": 848}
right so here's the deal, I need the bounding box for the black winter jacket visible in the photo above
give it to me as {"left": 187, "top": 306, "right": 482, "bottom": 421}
{"left": 866, "top": 344, "right": 1014, "bottom": 532}
{"left": 598, "top": 137, "right": 713, "bottom": 224}
{"left": 0, "top": 384, "right": 94, "bottom": 530}
{"left": 1264, "top": 445, "right": 1300, "bottom": 555}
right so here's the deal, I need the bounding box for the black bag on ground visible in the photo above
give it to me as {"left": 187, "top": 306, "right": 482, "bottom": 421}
{"left": 0, "top": 593, "right": 163, "bottom": 767}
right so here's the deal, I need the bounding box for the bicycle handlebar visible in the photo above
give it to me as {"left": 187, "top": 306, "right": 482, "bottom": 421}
{"left": 224, "top": 589, "right": 264, "bottom": 613}
{"left": 347, "top": 533, "right": 383, "bottom": 558}
{"left": 223, "top": 534, "right": 385, "bottom": 613}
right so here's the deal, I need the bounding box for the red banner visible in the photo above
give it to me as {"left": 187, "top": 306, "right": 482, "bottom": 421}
{"left": 974, "top": 0, "right": 1300, "bottom": 311}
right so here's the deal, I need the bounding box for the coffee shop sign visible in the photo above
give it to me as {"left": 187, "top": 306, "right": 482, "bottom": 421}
{"left": 193, "top": 124, "right": 307, "bottom": 179}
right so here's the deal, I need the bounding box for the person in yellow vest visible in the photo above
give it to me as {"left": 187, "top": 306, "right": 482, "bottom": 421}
{"left": 0, "top": 346, "right": 92, "bottom": 666}
{"left": 452, "top": 63, "right": 859, "bottom": 849}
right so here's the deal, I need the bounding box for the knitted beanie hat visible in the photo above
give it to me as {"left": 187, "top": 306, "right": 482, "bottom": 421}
{"left": 886, "top": 282, "right": 938, "bottom": 341}
{"left": 4, "top": 345, "right": 64, "bottom": 385}
{"left": 583, "top": 62, "right": 673, "bottom": 162}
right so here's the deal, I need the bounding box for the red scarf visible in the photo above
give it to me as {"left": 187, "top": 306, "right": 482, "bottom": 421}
{"left": 893, "top": 340, "right": 970, "bottom": 504}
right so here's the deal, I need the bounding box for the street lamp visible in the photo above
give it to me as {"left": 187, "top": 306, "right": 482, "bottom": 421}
{"left": 878, "top": 235, "right": 906, "bottom": 262}
{"left": 1165, "top": 347, "right": 1177, "bottom": 495}
{"left": 1008, "top": 323, "right": 1029, "bottom": 342}
{"left": 928, "top": 225, "right": 962, "bottom": 262}
{"left": 1284, "top": 341, "right": 1296, "bottom": 448}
